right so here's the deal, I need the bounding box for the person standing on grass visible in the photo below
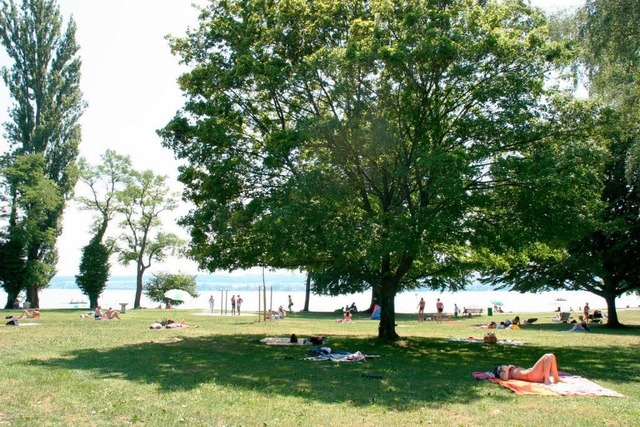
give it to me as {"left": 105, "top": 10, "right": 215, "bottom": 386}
{"left": 436, "top": 298, "right": 444, "bottom": 323}
{"left": 417, "top": 298, "right": 426, "bottom": 322}
{"left": 236, "top": 295, "right": 243, "bottom": 315}
{"left": 583, "top": 303, "right": 590, "bottom": 322}
{"left": 454, "top": 304, "right": 459, "bottom": 318}
{"left": 231, "top": 295, "right": 236, "bottom": 315}
{"left": 209, "top": 295, "right": 215, "bottom": 313}
{"left": 288, "top": 295, "right": 294, "bottom": 313}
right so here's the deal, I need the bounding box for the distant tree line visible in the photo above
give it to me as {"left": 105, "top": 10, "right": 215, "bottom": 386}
{"left": 0, "top": 0, "right": 182, "bottom": 310}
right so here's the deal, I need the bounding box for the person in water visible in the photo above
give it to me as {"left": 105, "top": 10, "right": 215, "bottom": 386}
{"left": 493, "top": 353, "right": 563, "bottom": 385}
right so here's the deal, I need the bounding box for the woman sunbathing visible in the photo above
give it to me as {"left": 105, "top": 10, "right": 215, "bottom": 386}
{"left": 17, "top": 308, "right": 40, "bottom": 319}
{"left": 165, "top": 319, "right": 197, "bottom": 329}
{"left": 493, "top": 353, "right": 563, "bottom": 385}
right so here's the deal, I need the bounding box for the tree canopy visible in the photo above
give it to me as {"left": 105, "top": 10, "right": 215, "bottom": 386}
{"left": 161, "top": 0, "right": 602, "bottom": 340}
{"left": 74, "top": 150, "right": 132, "bottom": 309}
{"left": 114, "top": 170, "right": 184, "bottom": 309}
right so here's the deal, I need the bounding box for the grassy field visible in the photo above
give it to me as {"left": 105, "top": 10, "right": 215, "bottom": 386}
{"left": 1, "top": 307, "right": 639, "bottom": 426}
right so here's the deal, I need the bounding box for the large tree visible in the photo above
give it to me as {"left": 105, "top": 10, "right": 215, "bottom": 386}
{"left": 75, "top": 150, "right": 133, "bottom": 309}
{"left": 0, "top": 0, "right": 84, "bottom": 307}
{"left": 114, "top": 170, "right": 183, "bottom": 309}
{"left": 483, "top": 1, "right": 640, "bottom": 328}
{"left": 0, "top": 154, "right": 62, "bottom": 308}
{"left": 161, "top": 0, "right": 589, "bottom": 340}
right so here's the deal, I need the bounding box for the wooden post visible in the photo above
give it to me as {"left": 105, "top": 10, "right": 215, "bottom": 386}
{"left": 258, "top": 285, "right": 262, "bottom": 322}
{"left": 262, "top": 267, "right": 267, "bottom": 321}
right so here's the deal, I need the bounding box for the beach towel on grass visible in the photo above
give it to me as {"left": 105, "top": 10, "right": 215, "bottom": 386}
{"left": 472, "top": 372, "right": 624, "bottom": 397}
{"left": 448, "top": 337, "right": 524, "bottom": 346}
{"left": 260, "top": 337, "right": 311, "bottom": 346}
{"left": 303, "top": 351, "right": 381, "bottom": 362}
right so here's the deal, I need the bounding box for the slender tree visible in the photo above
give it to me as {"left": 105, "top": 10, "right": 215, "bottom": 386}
{"left": 0, "top": 0, "right": 85, "bottom": 307}
{"left": 75, "top": 150, "right": 133, "bottom": 308}
{"left": 161, "top": 0, "right": 592, "bottom": 340}
{"left": 114, "top": 170, "right": 184, "bottom": 309}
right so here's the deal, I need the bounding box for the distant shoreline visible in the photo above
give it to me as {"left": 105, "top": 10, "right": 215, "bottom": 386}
{"left": 5, "top": 286, "right": 640, "bottom": 314}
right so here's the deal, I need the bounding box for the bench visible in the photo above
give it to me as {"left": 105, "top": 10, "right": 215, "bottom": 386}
{"left": 464, "top": 307, "right": 483, "bottom": 316}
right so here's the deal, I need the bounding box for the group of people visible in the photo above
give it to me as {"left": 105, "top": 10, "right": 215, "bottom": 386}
{"left": 483, "top": 316, "right": 522, "bottom": 330}
{"left": 417, "top": 297, "right": 449, "bottom": 322}
{"left": 267, "top": 305, "right": 288, "bottom": 320}
{"left": 230, "top": 295, "right": 244, "bottom": 315}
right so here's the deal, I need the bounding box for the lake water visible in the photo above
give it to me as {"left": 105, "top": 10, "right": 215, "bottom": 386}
{"left": 3, "top": 274, "right": 640, "bottom": 314}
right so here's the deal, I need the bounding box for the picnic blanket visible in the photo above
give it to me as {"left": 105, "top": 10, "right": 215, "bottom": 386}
{"left": 303, "top": 350, "right": 381, "bottom": 362}
{"left": 473, "top": 371, "right": 624, "bottom": 397}
{"left": 448, "top": 337, "right": 524, "bottom": 346}
{"left": 260, "top": 337, "right": 312, "bottom": 346}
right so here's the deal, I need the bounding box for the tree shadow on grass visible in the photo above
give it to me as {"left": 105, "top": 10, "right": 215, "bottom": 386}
{"left": 27, "top": 333, "right": 637, "bottom": 409}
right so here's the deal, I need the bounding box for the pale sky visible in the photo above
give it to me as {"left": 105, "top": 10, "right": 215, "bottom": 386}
{"left": 0, "top": 0, "right": 584, "bottom": 277}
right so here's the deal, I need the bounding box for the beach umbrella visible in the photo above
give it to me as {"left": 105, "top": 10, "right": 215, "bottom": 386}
{"left": 164, "top": 289, "right": 190, "bottom": 302}
{"left": 491, "top": 300, "right": 504, "bottom": 306}
{"left": 164, "top": 289, "right": 190, "bottom": 318}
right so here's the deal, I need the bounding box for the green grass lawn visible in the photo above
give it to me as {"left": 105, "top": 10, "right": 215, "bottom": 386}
{"left": 1, "top": 307, "right": 639, "bottom": 426}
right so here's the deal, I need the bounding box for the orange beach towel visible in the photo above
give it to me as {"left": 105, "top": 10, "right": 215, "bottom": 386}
{"left": 472, "top": 372, "right": 624, "bottom": 397}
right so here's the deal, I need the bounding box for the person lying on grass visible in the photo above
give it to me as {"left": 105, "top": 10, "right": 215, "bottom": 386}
{"left": 492, "top": 353, "right": 563, "bottom": 385}
{"left": 17, "top": 308, "right": 40, "bottom": 319}
{"left": 149, "top": 319, "right": 197, "bottom": 329}
{"left": 567, "top": 315, "right": 590, "bottom": 332}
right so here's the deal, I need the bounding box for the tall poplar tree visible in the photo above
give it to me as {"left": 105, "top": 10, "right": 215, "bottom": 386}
{"left": 0, "top": 0, "right": 84, "bottom": 308}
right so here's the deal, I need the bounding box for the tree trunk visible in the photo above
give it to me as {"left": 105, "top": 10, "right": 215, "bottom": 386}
{"left": 134, "top": 262, "right": 145, "bottom": 309}
{"left": 89, "top": 294, "right": 99, "bottom": 310}
{"left": 367, "top": 288, "right": 380, "bottom": 313}
{"left": 26, "top": 285, "right": 40, "bottom": 309}
{"left": 303, "top": 272, "right": 311, "bottom": 312}
{"left": 3, "top": 290, "right": 20, "bottom": 310}
{"left": 603, "top": 291, "right": 622, "bottom": 328}
{"left": 377, "top": 282, "right": 399, "bottom": 341}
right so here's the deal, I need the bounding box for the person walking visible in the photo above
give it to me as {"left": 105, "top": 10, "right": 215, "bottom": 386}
{"left": 231, "top": 295, "right": 236, "bottom": 315}
{"left": 288, "top": 295, "right": 294, "bottom": 313}
{"left": 209, "top": 295, "right": 215, "bottom": 313}
{"left": 436, "top": 298, "right": 444, "bottom": 323}
{"left": 417, "top": 297, "right": 426, "bottom": 322}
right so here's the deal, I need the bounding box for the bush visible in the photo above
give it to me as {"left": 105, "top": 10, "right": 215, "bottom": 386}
{"left": 144, "top": 272, "right": 199, "bottom": 306}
